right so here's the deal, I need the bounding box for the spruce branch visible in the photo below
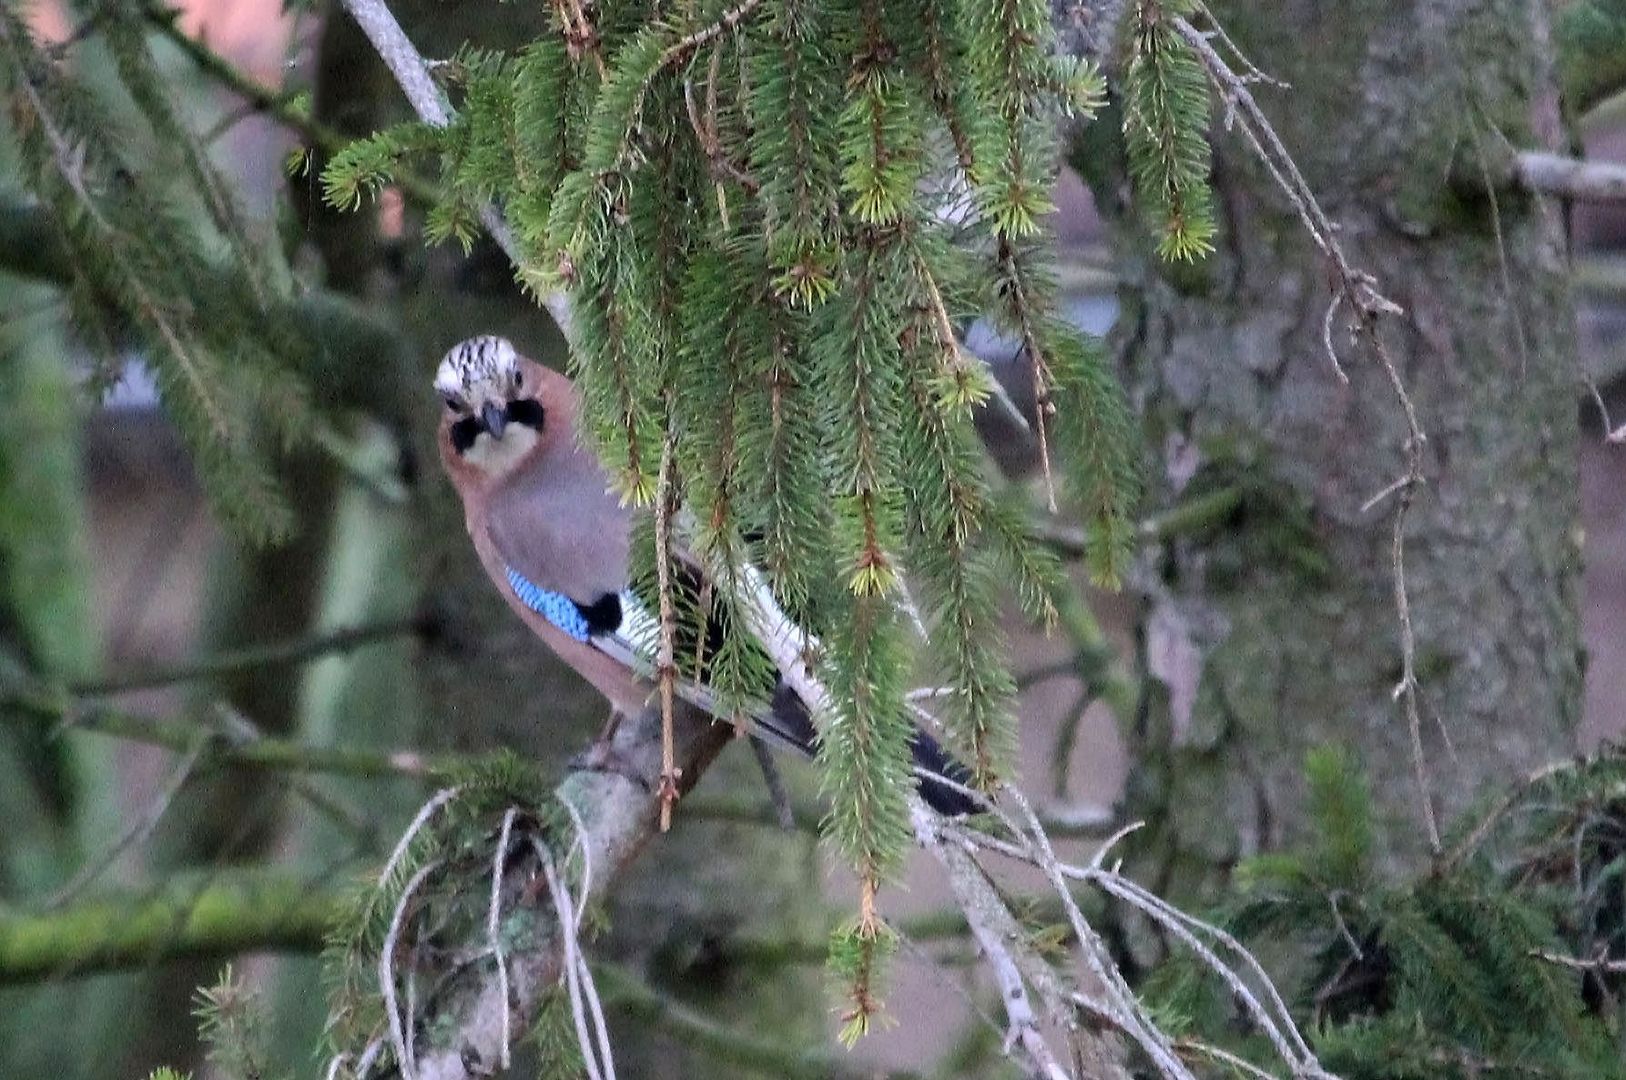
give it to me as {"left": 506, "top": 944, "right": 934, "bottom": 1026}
{"left": 46, "top": 735, "right": 208, "bottom": 910}
{"left": 326, "top": 703, "right": 737, "bottom": 1079}
{"left": 0, "top": 14, "right": 230, "bottom": 445}
{"left": 1557, "top": 0, "right": 1626, "bottom": 115}
{"left": 653, "top": 431, "right": 682, "bottom": 830}
{"left": 335, "top": 0, "right": 577, "bottom": 340}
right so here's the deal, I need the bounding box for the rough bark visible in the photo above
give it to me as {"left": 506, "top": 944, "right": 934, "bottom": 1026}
{"left": 1087, "top": 0, "right": 1584, "bottom": 899}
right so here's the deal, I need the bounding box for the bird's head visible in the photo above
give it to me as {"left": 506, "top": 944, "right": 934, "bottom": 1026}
{"left": 435, "top": 335, "right": 551, "bottom": 475}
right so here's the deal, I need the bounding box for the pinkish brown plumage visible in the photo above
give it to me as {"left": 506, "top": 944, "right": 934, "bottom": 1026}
{"left": 435, "top": 337, "right": 646, "bottom": 714}
{"left": 433, "top": 335, "right": 977, "bottom": 814}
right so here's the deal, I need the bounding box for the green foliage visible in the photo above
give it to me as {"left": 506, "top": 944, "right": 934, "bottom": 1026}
{"left": 529, "top": 988, "right": 589, "bottom": 1079}
{"left": 1556, "top": 0, "right": 1626, "bottom": 115}
{"left": 0, "top": 5, "right": 314, "bottom": 542}
{"left": 1121, "top": 0, "right": 1217, "bottom": 261}
{"left": 194, "top": 965, "right": 287, "bottom": 1080}
{"left": 827, "top": 916, "right": 899, "bottom": 1046}
{"left": 1171, "top": 749, "right": 1626, "bottom": 1080}
{"left": 310, "top": 0, "right": 1156, "bottom": 1021}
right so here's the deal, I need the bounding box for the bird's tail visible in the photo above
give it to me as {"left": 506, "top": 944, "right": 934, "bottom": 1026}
{"left": 757, "top": 682, "right": 980, "bottom": 817}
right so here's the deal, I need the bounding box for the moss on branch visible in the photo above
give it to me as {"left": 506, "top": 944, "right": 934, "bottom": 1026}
{"left": 0, "top": 871, "right": 339, "bottom": 984}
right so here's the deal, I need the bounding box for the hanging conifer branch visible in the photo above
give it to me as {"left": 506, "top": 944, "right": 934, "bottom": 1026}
{"left": 1123, "top": 0, "right": 1217, "bottom": 261}
{"left": 0, "top": 6, "right": 306, "bottom": 541}
{"left": 321, "top": 0, "right": 1144, "bottom": 1034}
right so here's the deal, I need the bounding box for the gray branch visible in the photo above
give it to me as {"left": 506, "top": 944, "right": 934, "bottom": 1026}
{"left": 405, "top": 704, "right": 732, "bottom": 1080}
{"left": 336, "top": 0, "right": 575, "bottom": 343}
{"left": 1515, "top": 151, "right": 1626, "bottom": 203}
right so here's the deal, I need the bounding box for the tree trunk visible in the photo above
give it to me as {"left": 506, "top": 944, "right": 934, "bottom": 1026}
{"left": 1090, "top": 0, "right": 1583, "bottom": 898}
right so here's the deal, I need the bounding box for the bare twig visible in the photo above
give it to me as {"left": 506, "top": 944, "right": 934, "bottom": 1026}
{"left": 1531, "top": 949, "right": 1626, "bottom": 975}
{"left": 540, "top": 842, "right": 617, "bottom": 1080}
{"left": 1440, "top": 757, "right": 1579, "bottom": 871}
{"left": 335, "top": 0, "right": 575, "bottom": 341}
{"left": 1190, "top": 4, "right": 1285, "bottom": 87}
{"left": 5, "top": 687, "right": 472, "bottom": 782}
{"left": 746, "top": 736, "right": 797, "bottom": 830}
{"left": 653, "top": 433, "right": 682, "bottom": 830}
{"left": 1584, "top": 375, "right": 1626, "bottom": 445}
{"left": 953, "top": 799, "right": 1338, "bottom": 1080}
{"left": 71, "top": 618, "right": 423, "bottom": 696}
{"left": 1176, "top": 1038, "right": 1285, "bottom": 1080}
{"left": 912, "top": 803, "right": 1077, "bottom": 1080}
{"left": 379, "top": 787, "right": 462, "bottom": 893}
{"left": 1003, "top": 786, "right": 1195, "bottom": 1080}
{"left": 555, "top": 789, "right": 595, "bottom": 923}
{"left": 1511, "top": 151, "right": 1626, "bottom": 203}
{"left": 998, "top": 240, "right": 1060, "bottom": 512}
{"left": 1171, "top": 13, "right": 1438, "bottom": 853}
{"left": 48, "top": 736, "right": 207, "bottom": 909}
{"left": 487, "top": 807, "right": 518, "bottom": 1069}
{"left": 381, "top": 859, "right": 441, "bottom": 1080}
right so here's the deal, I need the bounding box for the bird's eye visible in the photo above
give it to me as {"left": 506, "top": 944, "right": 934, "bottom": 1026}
{"left": 442, "top": 393, "right": 466, "bottom": 413}
{"left": 511, "top": 370, "right": 523, "bottom": 390}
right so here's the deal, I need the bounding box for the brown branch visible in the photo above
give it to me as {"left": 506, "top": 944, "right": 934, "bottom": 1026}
{"left": 654, "top": 433, "right": 682, "bottom": 830}
{"left": 70, "top": 617, "right": 425, "bottom": 696}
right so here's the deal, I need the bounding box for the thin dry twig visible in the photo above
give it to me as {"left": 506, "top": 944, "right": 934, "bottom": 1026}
{"left": 1176, "top": 1038, "right": 1284, "bottom": 1080}
{"left": 746, "top": 736, "right": 797, "bottom": 830}
{"left": 48, "top": 736, "right": 207, "bottom": 909}
{"left": 379, "top": 786, "right": 462, "bottom": 893}
{"left": 1585, "top": 375, "right": 1626, "bottom": 445}
{"left": 539, "top": 841, "right": 617, "bottom": 1080}
{"left": 912, "top": 803, "right": 1074, "bottom": 1080}
{"left": 1171, "top": 13, "right": 1438, "bottom": 854}
{"left": 1003, "top": 786, "right": 1195, "bottom": 1080}
{"left": 954, "top": 801, "right": 1337, "bottom": 1080}
{"left": 1531, "top": 949, "right": 1626, "bottom": 975}
{"left": 653, "top": 433, "right": 682, "bottom": 830}
{"left": 381, "top": 860, "right": 442, "bottom": 1080}
{"left": 538, "top": 843, "right": 602, "bottom": 1080}
{"left": 487, "top": 807, "right": 518, "bottom": 1070}
{"left": 1190, "top": 4, "right": 1286, "bottom": 88}
{"left": 556, "top": 789, "right": 595, "bottom": 923}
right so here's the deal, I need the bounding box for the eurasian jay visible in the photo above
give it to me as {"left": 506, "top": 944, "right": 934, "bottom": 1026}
{"left": 434, "top": 334, "right": 974, "bottom": 815}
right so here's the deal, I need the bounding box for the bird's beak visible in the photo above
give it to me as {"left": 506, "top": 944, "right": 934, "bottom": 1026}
{"left": 480, "top": 401, "right": 507, "bottom": 440}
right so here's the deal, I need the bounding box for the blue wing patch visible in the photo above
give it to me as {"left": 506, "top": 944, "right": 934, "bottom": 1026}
{"left": 505, "top": 565, "right": 593, "bottom": 642}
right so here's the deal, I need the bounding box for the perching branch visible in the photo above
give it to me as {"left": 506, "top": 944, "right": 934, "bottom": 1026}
{"left": 1451, "top": 135, "right": 1626, "bottom": 204}
{"left": 350, "top": 702, "right": 735, "bottom": 1080}
{"left": 1497, "top": 150, "right": 1626, "bottom": 203}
